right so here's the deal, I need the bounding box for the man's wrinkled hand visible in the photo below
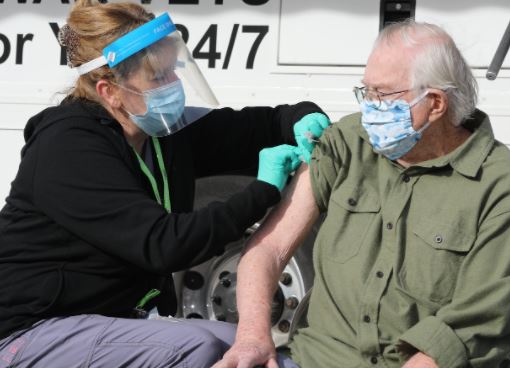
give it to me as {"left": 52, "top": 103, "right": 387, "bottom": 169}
{"left": 212, "top": 340, "right": 278, "bottom": 368}
{"left": 402, "top": 352, "right": 439, "bottom": 368}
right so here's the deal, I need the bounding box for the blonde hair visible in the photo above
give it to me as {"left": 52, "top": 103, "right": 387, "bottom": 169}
{"left": 60, "top": 0, "right": 154, "bottom": 103}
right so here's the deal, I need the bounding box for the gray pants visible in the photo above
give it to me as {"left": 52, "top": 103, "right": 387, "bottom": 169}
{"left": 0, "top": 314, "right": 299, "bottom": 367}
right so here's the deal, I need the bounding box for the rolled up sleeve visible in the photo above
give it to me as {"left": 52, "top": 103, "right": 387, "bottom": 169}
{"left": 399, "top": 316, "right": 467, "bottom": 368}
{"left": 399, "top": 211, "right": 510, "bottom": 367}
{"left": 309, "top": 124, "right": 347, "bottom": 212}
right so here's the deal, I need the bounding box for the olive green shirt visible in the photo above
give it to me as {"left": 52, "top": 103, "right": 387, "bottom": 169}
{"left": 290, "top": 110, "right": 510, "bottom": 368}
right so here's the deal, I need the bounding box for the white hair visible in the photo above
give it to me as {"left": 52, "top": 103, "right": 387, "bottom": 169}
{"left": 374, "top": 20, "right": 478, "bottom": 126}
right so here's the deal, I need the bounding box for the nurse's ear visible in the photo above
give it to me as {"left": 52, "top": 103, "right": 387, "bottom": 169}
{"left": 96, "top": 80, "right": 121, "bottom": 109}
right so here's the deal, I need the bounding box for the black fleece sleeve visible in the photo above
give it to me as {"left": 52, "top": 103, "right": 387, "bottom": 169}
{"left": 189, "top": 101, "right": 325, "bottom": 177}
{"left": 32, "top": 122, "right": 280, "bottom": 274}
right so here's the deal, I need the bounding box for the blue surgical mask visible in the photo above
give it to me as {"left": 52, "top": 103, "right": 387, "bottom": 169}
{"left": 126, "top": 79, "right": 186, "bottom": 137}
{"left": 360, "top": 91, "right": 429, "bottom": 160}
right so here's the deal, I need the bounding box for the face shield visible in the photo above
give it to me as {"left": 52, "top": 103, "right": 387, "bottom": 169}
{"left": 76, "top": 13, "right": 218, "bottom": 136}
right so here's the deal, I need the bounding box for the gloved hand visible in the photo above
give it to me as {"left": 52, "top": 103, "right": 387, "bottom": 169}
{"left": 293, "top": 112, "right": 331, "bottom": 163}
{"left": 257, "top": 144, "right": 301, "bottom": 191}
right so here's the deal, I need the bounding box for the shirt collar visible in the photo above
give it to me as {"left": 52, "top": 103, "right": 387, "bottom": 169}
{"left": 354, "top": 109, "right": 495, "bottom": 178}
{"left": 449, "top": 109, "right": 495, "bottom": 177}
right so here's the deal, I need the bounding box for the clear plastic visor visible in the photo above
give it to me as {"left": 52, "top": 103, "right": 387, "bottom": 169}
{"left": 112, "top": 31, "right": 218, "bottom": 123}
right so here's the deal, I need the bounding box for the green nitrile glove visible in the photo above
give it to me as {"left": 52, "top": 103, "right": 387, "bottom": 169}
{"left": 293, "top": 112, "right": 331, "bottom": 163}
{"left": 257, "top": 144, "right": 302, "bottom": 191}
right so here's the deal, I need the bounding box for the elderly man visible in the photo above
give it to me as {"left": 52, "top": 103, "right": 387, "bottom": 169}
{"left": 214, "top": 21, "right": 510, "bottom": 368}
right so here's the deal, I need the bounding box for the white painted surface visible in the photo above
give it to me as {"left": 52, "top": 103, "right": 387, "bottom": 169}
{"left": 0, "top": 0, "right": 509, "bottom": 205}
{"left": 415, "top": 0, "right": 510, "bottom": 68}
{"left": 278, "top": 0, "right": 379, "bottom": 66}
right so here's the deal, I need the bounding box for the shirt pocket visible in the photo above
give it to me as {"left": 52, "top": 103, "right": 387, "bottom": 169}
{"left": 324, "top": 184, "right": 381, "bottom": 263}
{"left": 397, "top": 217, "right": 475, "bottom": 305}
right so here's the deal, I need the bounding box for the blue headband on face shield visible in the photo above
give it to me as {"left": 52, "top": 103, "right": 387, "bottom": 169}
{"left": 76, "top": 13, "right": 176, "bottom": 75}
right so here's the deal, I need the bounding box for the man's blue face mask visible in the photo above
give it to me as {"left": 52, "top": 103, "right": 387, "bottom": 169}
{"left": 360, "top": 90, "right": 429, "bottom": 160}
{"left": 123, "top": 79, "right": 186, "bottom": 137}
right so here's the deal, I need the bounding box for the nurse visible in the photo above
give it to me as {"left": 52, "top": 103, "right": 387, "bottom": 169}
{"left": 0, "top": 1, "right": 330, "bottom": 367}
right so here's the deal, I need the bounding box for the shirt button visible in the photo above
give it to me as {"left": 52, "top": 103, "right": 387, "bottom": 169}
{"left": 434, "top": 235, "right": 443, "bottom": 244}
{"left": 376, "top": 271, "right": 384, "bottom": 278}
{"left": 402, "top": 174, "right": 410, "bottom": 183}
{"left": 386, "top": 222, "right": 393, "bottom": 230}
{"left": 370, "top": 356, "right": 378, "bottom": 364}
{"left": 348, "top": 198, "right": 357, "bottom": 206}
{"left": 363, "top": 315, "right": 371, "bottom": 323}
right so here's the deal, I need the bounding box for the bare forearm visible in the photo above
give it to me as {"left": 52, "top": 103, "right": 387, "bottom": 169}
{"left": 235, "top": 166, "right": 319, "bottom": 341}
{"left": 235, "top": 243, "right": 282, "bottom": 340}
{"left": 213, "top": 166, "right": 319, "bottom": 368}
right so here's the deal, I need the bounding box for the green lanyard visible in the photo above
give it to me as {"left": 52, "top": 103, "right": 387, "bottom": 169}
{"left": 133, "top": 138, "right": 170, "bottom": 315}
{"left": 136, "top": 288, "right": 161, "bottom": 310}
{"left": 133, "top": 137, "right": 171, "bottom": 213}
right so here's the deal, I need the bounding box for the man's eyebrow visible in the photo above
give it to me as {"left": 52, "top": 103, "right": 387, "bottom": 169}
{"left": 361, "top": 80, "right": 381, "bottom": 89}
{"left": 360, "top": 80, "right": 392, "bottom": 91}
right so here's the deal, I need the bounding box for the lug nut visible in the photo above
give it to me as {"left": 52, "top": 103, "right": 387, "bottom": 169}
{"left": 185, "top": 313, "right": 203, "bottom": 319}
{"left": 183, "top": 271, "right": 204, "bottom": 290}
{"left": 219, "top": 271, "right": 230, "bottom": 280}
{"left": 211, "top": 296, "right": 222, "bottom": 306}
{"left": 285, "top": 297, "right": 299, "bottom": 310}
{"left": 220, "top": 278, "right": 231, "bottom": 288}
{"left": 280, "top": 272, "right": 292, "bottom": 286}
{"left": 278, "top": 319, "right": 290, "bottom": 333}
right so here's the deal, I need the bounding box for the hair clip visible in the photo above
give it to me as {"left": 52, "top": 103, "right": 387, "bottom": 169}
{"left": 58, "top": 24, "right": 80, "bottom": 67}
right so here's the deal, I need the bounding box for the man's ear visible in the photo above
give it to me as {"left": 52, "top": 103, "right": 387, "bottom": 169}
{"left": 427, "top": 89, "right": 448, "bottom": 123}
{"left": 96, "top": 80, "right": 121, "bottom": 109}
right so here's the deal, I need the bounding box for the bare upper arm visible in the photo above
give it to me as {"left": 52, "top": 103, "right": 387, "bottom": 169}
{"left": 244, "top": 164, "right": 320, "bottom": 268}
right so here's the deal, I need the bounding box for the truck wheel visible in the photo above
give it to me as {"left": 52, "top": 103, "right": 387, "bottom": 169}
{"left": 173, "top": 175, "right": 319, "bottom": 347}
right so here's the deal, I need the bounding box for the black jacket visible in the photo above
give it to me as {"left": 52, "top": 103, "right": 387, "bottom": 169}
{"left": 0, "top": 99, "right": 323, "bottom": 339}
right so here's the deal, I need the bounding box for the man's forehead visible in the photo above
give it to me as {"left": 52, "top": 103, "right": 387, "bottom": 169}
{"left": 363, "top": 43, "right": 413, "bottom": 89}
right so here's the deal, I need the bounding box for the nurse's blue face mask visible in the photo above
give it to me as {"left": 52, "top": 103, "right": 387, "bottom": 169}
{"left": 71, "top": 12, "right": 219, "bottom": 135}
{"left": 117, "top": 80, "right": 186, "bottom": 137}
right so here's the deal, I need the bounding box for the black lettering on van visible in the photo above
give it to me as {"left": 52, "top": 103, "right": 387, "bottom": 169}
{"left": 0, "top": 33, "right": 34, "bottom": 65}
{"left": 0, "top": 34, "right": 11, "bottom": 64}
{"left": 15, "top": 34, "right": 34, "bottom": 64}
{"left": 242, "top": 0, "right": 269, "bottom": 5}
{"left": 49, "top": 23, "right": 68, "bottom": 66}
{"left": 169, "top": 0, "right": 199, "bottom": 4}
{"left": 175, "top": 24, "right": 189, "bottom": 44}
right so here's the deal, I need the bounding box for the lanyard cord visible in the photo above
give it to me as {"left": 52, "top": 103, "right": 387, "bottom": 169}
{"left": 132, "top": 138, "right": 171, "bottom": 314}
{"left": 136, "top": 288, "right": 161, "bottom": 309}
{"left": 133, "top": 137, "right": 171, "bottom": 213}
